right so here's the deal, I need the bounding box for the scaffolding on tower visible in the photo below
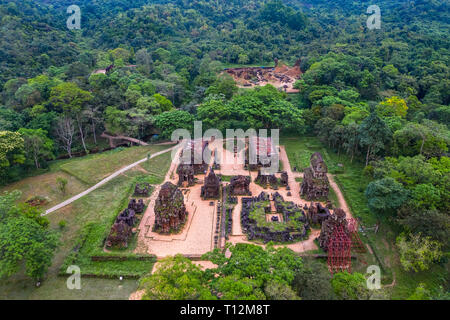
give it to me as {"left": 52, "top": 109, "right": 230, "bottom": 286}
{"left": 347, "top": 218, "right": 367, "bottom": 253}
{"left": 327, "top": 224, "right": 352, "bottom": 274}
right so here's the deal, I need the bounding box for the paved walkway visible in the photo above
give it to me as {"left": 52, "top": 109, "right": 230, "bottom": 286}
{"left": 43, "top": 144, "right": 180, "bottom": 216}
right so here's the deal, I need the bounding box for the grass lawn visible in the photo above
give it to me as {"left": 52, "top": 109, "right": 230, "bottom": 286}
{"left": 140, "top": 150, "right": 172, "bottom": 184}
{"left": 0, "top": 144, "right": 173, "bottom": 210}
{"left": 281, "top": 135, "right": 449, "bottom": 299}
{"left": 59, "top": 144, "right": 171, "bottom": 185}
{"left": 0, "top": 146, "right": 173, "bottom": 300}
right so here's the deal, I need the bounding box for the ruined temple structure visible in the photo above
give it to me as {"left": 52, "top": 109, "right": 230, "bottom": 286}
{"left": 300, "top": 152, "right": 330, "bottom": 200}
{"left": 106, "top": 221, "right": 132, "bottom": 248}
{"left": 154, "top": 182, "right": 187, "bottom": 234}
{"left": 255, "top": 170, "right": 278, "bottom": 188}
{"left": 128, "top": 198, "right": 145, "bottom": 214}
{"left": 177, "top": 164, "right": 195, "bottom": 187}
{"left": 241, "top": 192, "right": 308, "bottom": 243}
{"left": 180, "top": 140, "right": 209, "bottom": 174}
{"left": 247, "top": 136, "right": 278, "bottom": 171}
{"left": 201, "top": 168, "right": 221, "bottom": 199}
{"left": 318, "top": 208, "right": 348, "bottom": 251}
{"left": 280, "top": 171, "right": 288, "bottom": 187}
{"left": 134, "top": 183, "right": 151, "bottom": 197}
{"left": 229, "top": 175, "right": 251, "bottom": 196}
{"left": 223, "top": 61, "right": 302, "bottom": 93}
{"left": 307, "top": 202, "right": 332, "bottom": 225}
{"left": 106, "top": 199, "right": 141, "bottom": 248}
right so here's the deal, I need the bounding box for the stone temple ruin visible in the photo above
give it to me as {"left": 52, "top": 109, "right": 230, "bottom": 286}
{"left": 246, "top": 136, "right": 278, "bottom": 171}
{"left": 300, "top": 152, "right": 330, "bottom": 200}
{"left": 255, "top": 169, "right": 278, "bottom": 188}
{"left": 177, "top": 164, "right": 195, "bottom": 187}
{"left": 201, "top": 168, "right": 221, "bottom": 199}
{"left": 229, "top": 175, "right": 251, "bottom": 196}
{"left": 280, "top": 171, "right": 288, "bottom": 187}
{"left": 177, "top": 140, "right": 210, "bottom": 187}
{"left": 106, "top": 198, "right": 145, "bottom": 248}
{"left": 154, "top": 182, "right": 187, "bottom": 234}
{"left": 241, "top": 192, "right": 308, "bottom": 243}
{"left": 306, "top": 202, "right": 332, "bottom": 225}
{"left": 223, "top": 59, "right": 302, "bottom": 92}
{"left": 134, "top": 183, "right": 151, "bottom": 197}
{"left": 318, "top": 208, "right": 348, "bottom": 251}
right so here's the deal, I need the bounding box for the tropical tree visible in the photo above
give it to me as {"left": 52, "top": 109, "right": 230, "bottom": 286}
{"left": 0, "top": 131, "right": 25, "bottom": 181}
{"left": 365, "top": 178, "right": 409, "bottom": 215}
{"left": 0, "top": 192, "right": 58, "bottom": 281}
{"left": 358, "top": 112, "right": 392, "bottom": 166}
{"left": 50, "top": 82, "right": 93, "bottom": 153}
{"left": 331, "top": 272, "right": 370, "bottom": 300}
{"left": 18, "top": 128, "right": 54, "bottom": 169}
{"left": 140, "top": 255, "right": 216, "bottom": 300}
{"left": 155, "top": 110, "right": 194, "bottom": 139}
{"left": 396, "top": 233, "right": 443, "bottom": 272}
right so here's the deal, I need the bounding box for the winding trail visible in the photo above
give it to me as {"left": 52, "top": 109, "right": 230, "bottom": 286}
{"left": 42, "top": 144, "right": 180, "bottom": 216}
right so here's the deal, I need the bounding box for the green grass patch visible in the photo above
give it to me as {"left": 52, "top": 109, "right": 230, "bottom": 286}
{"left": 60, "top": 145, "right": 171, "bottom": 185}
{"left": 140, "top": 151, "right": 172, "bottom": 184}
{"left": 58, "top": 154, "right": 170, "bottom": 278}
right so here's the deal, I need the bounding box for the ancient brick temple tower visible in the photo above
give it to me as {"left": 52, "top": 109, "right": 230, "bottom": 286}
{"left": 300, "top": 152, "right": 330, "bottom": 200}
{"left": 154, "top": 182, "right": 187, "bottom": 234}
{"left": 177, "top": 164, "right": 195, "bottom": 187}
{"left": 229, "top": 175, "right": 251, "bottom": 196}
{"left": 201, "top": 168, "right": 220, "bottom": 199}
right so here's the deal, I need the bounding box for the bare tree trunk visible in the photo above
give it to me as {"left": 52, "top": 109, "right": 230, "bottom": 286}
{"left": 56, "top": 116, "right": 75, "bottom": 158}
{"left": 33, "top": 147, "right": 40, "bottom": 169}
{"left": 76, "top": 114, "right": 88, "bottom": 154}
{"left": 420, "top": 137, "right": 425, "bottom": 155}
{"left": 91, "top": 117, "right": 97, "bottom": 145}
{"left": 365, "top": 145, "right": 371, "bottom": 167}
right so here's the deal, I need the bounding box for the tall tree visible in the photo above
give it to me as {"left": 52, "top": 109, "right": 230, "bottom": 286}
{"left": 50, "top": 83, "right": 93, "bottom": 154}
{"left": 358, "top": 112, "right": 392, "bottom": 166}
{"left": 0, "top": 131, "right": 25, "bottom": 181}
{"left": 18, "top": 128, "right": 54, "bottom": 169}
{"left": 0, "top": 192, "right": 59, "bottom": 281}
{"left": 365, "top": 178, "right": 409, "bottom": 215}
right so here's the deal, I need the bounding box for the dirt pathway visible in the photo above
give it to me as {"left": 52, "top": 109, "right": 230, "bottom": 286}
{"left": 327, "top": 174, "right": 354, "bottom": 220}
